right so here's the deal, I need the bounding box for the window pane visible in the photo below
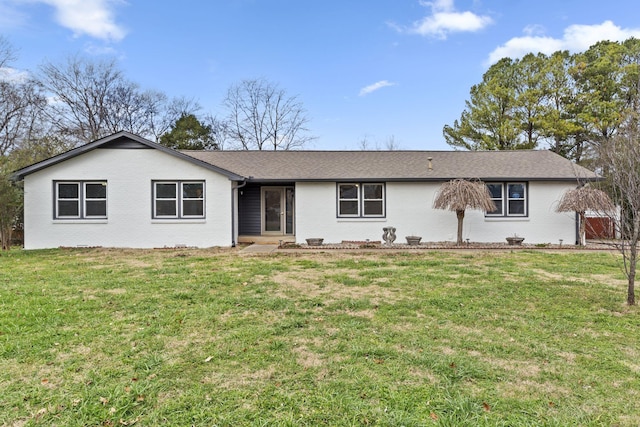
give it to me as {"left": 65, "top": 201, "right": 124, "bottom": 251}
{"left": 363, "top": 184, "right": 382, "bottom": 199}
{"left": 509, "top": 200, "right": 525, "bottom": 215}
{"left": 86, "top": 183, "right": 106, "bottom": 198}
{"left": 183, "top": 200, "right": 204, "bottom": 216}
{"left": 487, "top": 184, "right": 502, "bottom": 198}
{"left": 339, "top": 200, "right": 358, "bottom": 215}
{"left": 508, "top": 184, "right": 525, "bottom": 199}
{"left": 285, "top": 188, "right": 294, "bottom": 235}
{"left": 156, "top": 200, "right": 177, "bottom": 216}
{"left": 86, "top": 201, "right": 107, "bottom": 216}
{"left": 156, "top": 183, "right": 176, "bottom": 198}
{"left": 183, "top": 183, "right": 203, "bottom": 199}
{"left": 58, "top": 183, "right": 79, "bottom": 199}
{"left": 364, "top": 200, "right": 383, "bottom": 216}
{"left": 58, "top": 200, "right": 79, "bottom": 216}
{"left": 488, "top": 201, "right": 503, "bottom": 215}
{"left": 339, "top": 184, "right": 358, "bottom": 199}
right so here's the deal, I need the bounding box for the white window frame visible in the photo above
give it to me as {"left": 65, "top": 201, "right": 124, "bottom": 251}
{"left": 154, "top": 181, "right": 179, "bottom": 218}
{"left": 506, "top": 183, "right": 527, "bottom": 216}
{"left": 84, "top": 182, "right": 108, "bottom": 218}
{"left": 486, "top": 183, "right": 504, "bottom": 217}
{"left": 337, "top": 183, "right": 360, "bottom": 217}
{"left": 337, "top": 183, "right": 385, "bottom": 218}
{"left": 362, "top": 183, "right": 385, "bottom": 217}
{"left": 55, "top": 181, "right": 107, "bottom": 219}
{"left": 485, "top": 182, "right": 527, "bottom": 217}
{"left": 153, "top": 181, "right": 205, "bottom": 219}
{"left": 182, "top": 181, "right": 205, "bottom": 218}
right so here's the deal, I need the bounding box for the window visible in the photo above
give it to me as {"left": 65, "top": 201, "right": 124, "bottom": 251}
{"left": 337, "top": 183, "right": 385, "bottom": 218}
{"left": 363, "top": 184, "right": 384, "bottom": 216}
{"left": 338, "top": 184, "right": 359, "bottom": 216}
{"left": 507, "top": 183, "right": 526, "bottom": 215}
{"left": 153, "top": 181, "right": 205, "bottom": 219}
{"left": 55, "top": 181, "right": 107, "bottom": 219}
{"left": 486, "top": 182, "right": 527, "bottom": 217}
{"left": 486, "top": 183, "right": 503, "bottom": 215}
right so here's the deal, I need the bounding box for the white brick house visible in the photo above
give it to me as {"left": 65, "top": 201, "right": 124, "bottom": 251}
{"left": 12, "top": 131, "right": 599, "bottom": 249}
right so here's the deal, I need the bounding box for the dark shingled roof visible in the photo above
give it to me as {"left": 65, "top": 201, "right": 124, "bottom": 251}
{"left": 182, "top": 150, "right": 599, "bottom": 182}
{"left": 10, "top": 131, "right": 599, "bottom": 183}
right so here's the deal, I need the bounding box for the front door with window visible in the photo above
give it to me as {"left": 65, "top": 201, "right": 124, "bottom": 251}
{"left": 261, "top": 187, "right": 294, "bottom": 235}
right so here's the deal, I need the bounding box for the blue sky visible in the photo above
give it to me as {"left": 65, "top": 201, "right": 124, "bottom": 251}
{"left": 2, "top": 0, "right": 640, "bottom": 150}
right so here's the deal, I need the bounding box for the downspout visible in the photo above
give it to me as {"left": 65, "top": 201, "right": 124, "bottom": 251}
{"left": 231, "top": 179, "right": 247, "bottom": 247}
{"left": 575, "top": 212, "right": 580, "bottom": 245}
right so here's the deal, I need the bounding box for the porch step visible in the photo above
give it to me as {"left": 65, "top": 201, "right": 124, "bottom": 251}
{"left": 239, "top": 244, "right": 279, "bottom": 254}
{"left": 237, "top": 235, "right": 295, "bottom": 245}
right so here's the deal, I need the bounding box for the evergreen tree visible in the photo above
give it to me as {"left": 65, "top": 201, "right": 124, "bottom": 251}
{"left": 159, "top": 114, "right": 218, "bottom": 150}
{"left": 444, "top": 58, "right": 525, "bottom": 150}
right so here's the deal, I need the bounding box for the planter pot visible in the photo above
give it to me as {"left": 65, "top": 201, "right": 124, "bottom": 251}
{"left": 506, "top": 237, "right": 525, "bottom": 245}
{"left": 305, "top": 238, "right": 324, "bottom": 246}
{"left": 406, "top": 236, "right": 422, "bottom": 246}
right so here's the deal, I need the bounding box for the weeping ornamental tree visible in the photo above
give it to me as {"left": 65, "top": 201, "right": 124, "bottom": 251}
{"left": 556, "top": 184, "right": 615, "bottom": 246}
{"left": 433, "top": 179, "right": 495, "bottom": 245}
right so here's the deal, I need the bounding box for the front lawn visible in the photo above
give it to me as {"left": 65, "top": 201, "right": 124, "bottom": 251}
{"left": 0, "top": 248, "right": 638, "bottom": 426}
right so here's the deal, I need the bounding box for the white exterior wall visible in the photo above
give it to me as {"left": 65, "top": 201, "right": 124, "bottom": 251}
{"left": 23, "top": 148, "right": 233, "bottom": 249}
{"left": 295, "top": 181, "right": 578, "bottom": 245}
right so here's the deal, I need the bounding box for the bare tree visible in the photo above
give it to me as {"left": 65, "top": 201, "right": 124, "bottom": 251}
{"left": 223, "top": 78, "right": 315, "bottom": 150}
{"left": 0, "top": 37, "right": 48, "bottom": 250}
{"left": 358, "top": 134, "right": 401, "bottom": 150}
{"left": 358, "top": 135, "right": 373, "bottom": 150}
{"left": 0, "top": 79, "right": 48, "bottom": 156}
{"left": 38, "top": 56, "right": 124, "bottom": 144}
{"left": 202, "top": 113, "right": 231, "bottom": 150}
{"left": 147, "top": 96, "right": 202, "bottom": 143}
{"left": 0, "top": 37, "right": 49, "bottom": 156}
{"left": 383, "top": 135, "right": 401, "bottom": 150}
{"left": 433, "top": 179, "right": 495, "bottom": 245}
{"left": 103, "top": 84, "right": 166, "bottom": 137}
{"left": 0, "top": 36, "right": 17, "bottom": 69}
{"left": 38, "top": 55, "right": 198, "bottom": 145}
{"left": 556, "top": 184, "right": 615, "bottom": 246}
{"left": 599, "top": 115, "right": 640, "bottom": 305}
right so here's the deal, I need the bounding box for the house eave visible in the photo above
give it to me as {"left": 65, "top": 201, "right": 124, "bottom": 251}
{"left": 11, "top": 131, "right": 246, "bottom": 182}
{"left": 245, "top": 176, "right": 601, "bottom": 183}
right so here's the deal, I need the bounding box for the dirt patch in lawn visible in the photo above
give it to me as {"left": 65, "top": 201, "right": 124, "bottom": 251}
{"left": 270, "top": 267, "right": 402, "bottom": 305}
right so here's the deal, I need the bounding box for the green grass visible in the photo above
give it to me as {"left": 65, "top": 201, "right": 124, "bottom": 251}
{"left": 0, "top": 248, "right": 638, "bottom": 426}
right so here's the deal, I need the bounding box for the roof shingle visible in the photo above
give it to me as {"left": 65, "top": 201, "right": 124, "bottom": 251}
{"left": 182, "top": 150, "right": 599, "bottom": 182}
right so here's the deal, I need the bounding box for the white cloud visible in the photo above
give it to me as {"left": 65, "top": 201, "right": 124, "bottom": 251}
{"left": 486, "top": 20, "right": 640, "bottom": 65}
{"left": 83, "top": 42, "right": 119, "bottom": 56}
{"left": 522, "top": 24, "right": 546, "bottom": 37}
{"left": 359, "top": 80, "right": 396, "bottom": 96}
{"left": 0, "top": 3, "right": 28, "bottom": 30}
{"left": 19, "top": 0, "right": 126, "bottom": 41}
{"left": 0, "top": 67, "right": 29, "bottom": 83}
{"left": 402, "top": 0, "right": 493, "bottom": 39}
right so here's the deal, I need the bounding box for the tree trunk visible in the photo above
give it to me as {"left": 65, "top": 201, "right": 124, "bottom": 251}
{"left": 627, "top": 227, "right": 640, "bottom": 305}
{"left": 0, "top": 225, "right": 10, "bottom": 251}
{"left": 579, "top": 211, "right": 586, "bottom": 246}
{"left": 628, "top": 236, "right": 637, "bottom": 306}
{"left": 456, "top": 209, "right": 465, "bottom": 245}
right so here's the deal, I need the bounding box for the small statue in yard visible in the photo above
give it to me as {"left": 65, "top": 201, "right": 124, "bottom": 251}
{"left": 382, "top": 227, "right": 397, "bottom": 245}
